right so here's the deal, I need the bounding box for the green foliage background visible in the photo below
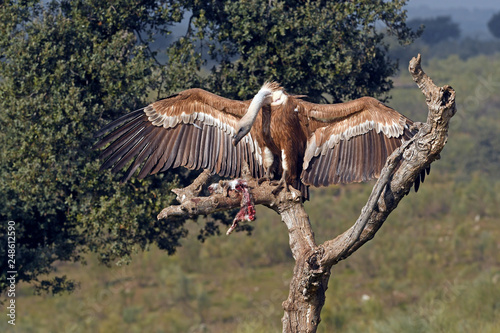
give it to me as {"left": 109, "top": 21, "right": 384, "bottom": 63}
{"left": 0, "top": 0, "right": 416, "bottom": 294}
{"left": 1, "top": 0, "right": 500, "bottom": 332}
{"left": 0, "top": 0, "right": 196, "bottom": 294}
{"left": 194, "top": 0, "right": 417, "bottom": 102}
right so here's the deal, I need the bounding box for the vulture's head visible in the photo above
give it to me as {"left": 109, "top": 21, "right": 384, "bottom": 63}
{"left": 232, "top": 82, "right": 287, "bottom": 146}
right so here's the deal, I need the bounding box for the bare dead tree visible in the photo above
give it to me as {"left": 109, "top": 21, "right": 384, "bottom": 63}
{"left": 158, "top": 55, "right": 456, "bottom": 333}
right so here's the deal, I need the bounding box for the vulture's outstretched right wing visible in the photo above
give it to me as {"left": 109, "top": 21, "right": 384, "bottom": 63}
{"left": 94, "top": 88, "right": 265, "bottom": 182}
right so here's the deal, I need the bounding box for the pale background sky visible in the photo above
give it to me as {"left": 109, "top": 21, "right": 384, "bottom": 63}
{"left": 407, "top": 0, "right": 500, "bottom": 10}
{"left": 406, "top": 0, "right": 500, "bottom": 38}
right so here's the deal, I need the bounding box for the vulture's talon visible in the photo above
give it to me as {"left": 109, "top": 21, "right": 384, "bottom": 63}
{"left": 258, "top": 177, "right": 270, "bottom": 185}
{"left": 271, "top": 178, "right": 288, "bottom": 195}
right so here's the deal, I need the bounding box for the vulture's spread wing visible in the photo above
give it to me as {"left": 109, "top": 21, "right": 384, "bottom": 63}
{"left": 94, "top": 88, "right": 265, "bottom": 181}
{"left": 299, "top": 97, "right": 416, "bottom": 187}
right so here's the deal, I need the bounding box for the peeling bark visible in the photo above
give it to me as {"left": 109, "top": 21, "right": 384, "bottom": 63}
{"left": 157, "top": 55, "right": 456, "bottom": 332}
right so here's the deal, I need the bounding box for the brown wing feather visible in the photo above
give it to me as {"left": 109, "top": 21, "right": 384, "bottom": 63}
{"left": 302, "top": 130, "right": 414, "bottom": 187}
{"left": 298, "top": 96, "right": 399, "bottom": 123}
{"left": 300, "top": 97, "right": 415, "bottom": 187}
{"left": 94, "top": 88, "right": 265, "bottom": 182}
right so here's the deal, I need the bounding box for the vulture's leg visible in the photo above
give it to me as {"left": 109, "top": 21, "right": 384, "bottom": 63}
{"left": 271, "top": 171, "right": 288, "bottom": 195}
{"left": 258, "top": 147, "right": 275, "bottom": 184}
{"left": 271, "top": 149, "right": 291, "bottom": 195}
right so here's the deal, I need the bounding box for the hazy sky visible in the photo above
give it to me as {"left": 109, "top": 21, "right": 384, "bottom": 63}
{"left": 407, "top": 0, "right": 500, "bottom": 10}
{"left": 406, "top": 0, "right": 500, "bottom": 38}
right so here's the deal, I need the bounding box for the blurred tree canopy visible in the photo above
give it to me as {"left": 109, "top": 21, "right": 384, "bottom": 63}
{"left": 488, "top": 11, "right": 500, "bottom": 39}
{"left": 0, "top": 0, "right": 417, "bottom": 294}
{"left": 407, "top": 16, "right": 460, "bottom": 45}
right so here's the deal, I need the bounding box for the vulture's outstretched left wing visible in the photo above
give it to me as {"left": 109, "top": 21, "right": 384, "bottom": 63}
{"left": 94, "top": 88, "right": 265, "bottom": 182}
{"left": 298, "top": 97, "right": 416, "bottom": 187}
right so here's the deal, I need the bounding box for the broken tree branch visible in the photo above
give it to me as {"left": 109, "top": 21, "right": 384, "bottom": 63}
{"left": 318, "top": 54, "right": 456, "bottom": 268}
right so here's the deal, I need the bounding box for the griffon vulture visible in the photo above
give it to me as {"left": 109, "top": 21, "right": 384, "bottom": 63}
{"left": 94, "top": 82, "right": 422, "bottom": 199}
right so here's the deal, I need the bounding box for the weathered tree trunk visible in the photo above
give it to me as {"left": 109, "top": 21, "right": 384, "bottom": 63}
{"left": 277, "top": 54, "right": 456, "bottom": 332}
{"left": 280, "top": 205, "right": 329, "bottom": 332}
{"left": 158, "top": 55, "right": 456, "bottom": 333}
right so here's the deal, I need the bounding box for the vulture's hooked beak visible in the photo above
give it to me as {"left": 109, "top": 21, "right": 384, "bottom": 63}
{"left": 232, "top": 129, "right": 247, "bottom": 146}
